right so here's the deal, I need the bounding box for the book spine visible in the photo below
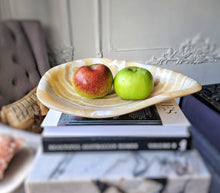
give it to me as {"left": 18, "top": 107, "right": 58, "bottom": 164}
{"left": 42, "top": 137, "right": 192, "bottom": 152}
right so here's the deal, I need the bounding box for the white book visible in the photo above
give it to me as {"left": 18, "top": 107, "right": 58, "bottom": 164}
{"left": 41, "top": 99, "right": 191, "bottom": 138}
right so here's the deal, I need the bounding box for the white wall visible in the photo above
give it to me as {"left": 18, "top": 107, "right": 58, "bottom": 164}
{"left": 0, "top": 0, "right": 74, "bottom": 65}
{"left": 0, "top": 0, "right": 220, "bottom": 85}
{"left": 101, "top": 0, "right": 220, "bottom": 85}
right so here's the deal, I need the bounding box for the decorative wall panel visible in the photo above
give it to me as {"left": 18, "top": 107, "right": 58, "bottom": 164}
{"left": 0, "top": 0, "right": 219, "bottom": 84}
{"left": 101, "top": 0, "right": 220, "bottom": 84}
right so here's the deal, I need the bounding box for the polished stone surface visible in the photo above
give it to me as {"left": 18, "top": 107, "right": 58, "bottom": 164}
{"left": 25, "top": 149, "right": 210, "bottom": 193}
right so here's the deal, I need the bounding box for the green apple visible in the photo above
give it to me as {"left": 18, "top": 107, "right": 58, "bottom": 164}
{"left": 114, "top": 66, "right": 154, "bottom": 100}
{"left": 72, "top": 64, "right": 113, "bottom": 98}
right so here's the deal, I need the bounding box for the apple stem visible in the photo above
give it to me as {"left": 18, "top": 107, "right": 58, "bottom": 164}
{"left": 128, "top": 67, "right": 137, "bottom": 72}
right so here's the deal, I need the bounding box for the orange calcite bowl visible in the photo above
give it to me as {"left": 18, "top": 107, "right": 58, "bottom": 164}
{"left": 37, "top": 58, "right": 201, "bottom": 118}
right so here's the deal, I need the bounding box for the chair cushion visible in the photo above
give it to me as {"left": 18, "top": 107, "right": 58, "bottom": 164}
{"left": 0, "top": 20, "right": 50, "bottom": 108}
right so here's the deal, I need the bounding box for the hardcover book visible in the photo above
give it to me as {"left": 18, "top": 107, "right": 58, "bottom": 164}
{"left": 58, "top": 105, "right": 162, "bottom": 126}
{"left": 41, "top": 99, "right": 191, "bottom": 152}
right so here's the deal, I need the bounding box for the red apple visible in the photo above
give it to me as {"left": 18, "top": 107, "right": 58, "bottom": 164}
{"left": 72, "top": 64, "right": 113, "bottom": 98}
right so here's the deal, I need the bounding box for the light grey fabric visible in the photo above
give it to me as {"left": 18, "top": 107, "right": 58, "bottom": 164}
{"left": 0, "top": 20, "right": 50, "bottom": 107}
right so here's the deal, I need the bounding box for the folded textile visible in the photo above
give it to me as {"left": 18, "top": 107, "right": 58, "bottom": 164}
{"left": 0, "top": 87, "right": 49, "bottom": 133}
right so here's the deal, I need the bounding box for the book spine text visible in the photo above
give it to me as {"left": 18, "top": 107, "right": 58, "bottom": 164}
{"left": 42, "top": 137, "right": 191, "bottom": 152}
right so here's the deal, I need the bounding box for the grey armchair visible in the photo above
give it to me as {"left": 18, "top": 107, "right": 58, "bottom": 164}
{"left": 0, "top": 20, "right": 50, "bottom": 132}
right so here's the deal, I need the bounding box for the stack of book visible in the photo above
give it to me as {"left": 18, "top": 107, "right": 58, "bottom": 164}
{"left": 41, "top": 99, "right": 192, "bottom": 152}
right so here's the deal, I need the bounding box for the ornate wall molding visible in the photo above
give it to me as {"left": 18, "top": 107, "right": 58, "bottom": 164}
{"left": 146, "top": 35, "right": 220, "bottom": 65}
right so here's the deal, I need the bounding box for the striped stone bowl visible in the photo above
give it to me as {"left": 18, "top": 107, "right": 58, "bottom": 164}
{"left": 37, "top": 58, "right": 201, "bottom": 118}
